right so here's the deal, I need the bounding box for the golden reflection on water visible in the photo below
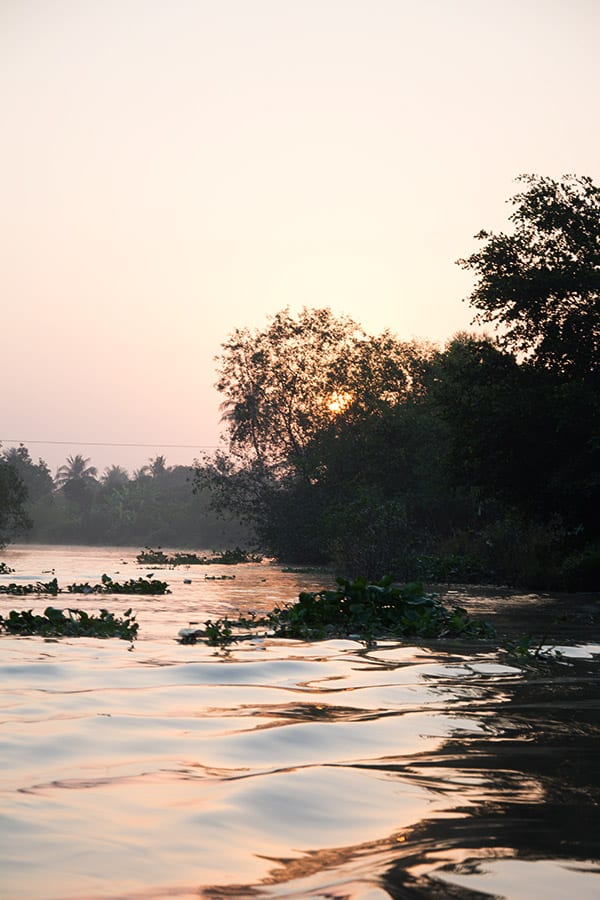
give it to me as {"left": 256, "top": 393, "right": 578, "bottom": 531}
{"left": 0, "top": 545, "right": 599, "bottom": 899}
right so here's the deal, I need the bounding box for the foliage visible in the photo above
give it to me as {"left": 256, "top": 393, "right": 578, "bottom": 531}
{"left": 55, "top": 454, "right": 98, "bottom": 488}
{"left": 559, "top": 542, "right": 600, "bottom": 591}
{"left": 198, "top": 310, "right": 439, "bottom": 566}
{"left": 429, "top": 333, "right": 600, "bottom": 542}
{"left": 180, "top": 576, "right": 495, "bottom": 646}
{"left": 0, "top": 457, "right": 31, "bottom": 548}
{"left": 458, "top": 174, "right": 600, "bottom": 380}
{"left": 0, "top": 574, "right": 169, "bottom": 595}
{"left": 213, "top": 306, "right": 434, "bottom": 474}
{"left": 8, "top": 448, "right": 250, "bottom": 548}
{"left": 136, "top": 548, "right": 171, "bottom": 564}
{"left": 136, "top": 546, "right": 261, "bottom": 566}
{"left": 0, "top": 578, "right": 59, "bottom": 595}
{"left": 270, "top": 576, "right": 495, "bottom": 641}
{"left": 0, "top": 606, "right": 138, "bottom": 640}
{"left": 408, "top": 553, "right": 488, "bottom": 583}
{"left": 66, "top": 574, "right": 170, "bottom": 594}
{"left": 0, "top": 562, "right": 15, "bottom": 574}
{"left": 1, "top": 445, "right": 53, "bottom": 502}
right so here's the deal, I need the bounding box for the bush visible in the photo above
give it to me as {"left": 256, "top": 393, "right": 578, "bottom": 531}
{"left": 560, "top": 543, "right": 600, "bottom": 591}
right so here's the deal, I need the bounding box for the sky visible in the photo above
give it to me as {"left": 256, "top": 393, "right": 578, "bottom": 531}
{"left": 2, "top": 0, "right": 599, "bottom": 476}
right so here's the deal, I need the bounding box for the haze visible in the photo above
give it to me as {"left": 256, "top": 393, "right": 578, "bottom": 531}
{"left": 2, "top": 0, "right": 598, "bottom": 474}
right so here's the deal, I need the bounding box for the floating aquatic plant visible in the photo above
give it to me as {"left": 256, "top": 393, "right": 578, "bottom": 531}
{"left": 0, "top": 606, "right": 138, "bottom": 640}
{"left": 0, "top": 578, "right": 59, "bottom": 596}
{"left": 179, "top": 576, "right": 496, "bottom": 646}
{"left": 67, "top": 574, "right": 170, "bottom": 595}
{"left": 136, "top": 547, "right": 262, "bottom": 566}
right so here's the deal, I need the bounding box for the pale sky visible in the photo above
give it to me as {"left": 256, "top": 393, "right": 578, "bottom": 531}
{"left": 2, "top": 0, "right": 598, "bottom": 475}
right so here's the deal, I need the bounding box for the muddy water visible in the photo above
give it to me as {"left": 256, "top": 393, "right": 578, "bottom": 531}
{"left": 1, "top": 545, "right": 599, "bottom": 899}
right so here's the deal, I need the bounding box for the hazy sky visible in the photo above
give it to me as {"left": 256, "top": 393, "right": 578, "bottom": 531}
{"left": 2, "top": 0, "right": 598, "bottom": 475}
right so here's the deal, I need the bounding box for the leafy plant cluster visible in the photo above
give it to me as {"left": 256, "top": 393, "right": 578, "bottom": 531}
{"left": 0, "top": 562, "right": 15, "bottom": 574}
{"left": 66, "top": 574, "right": 170, "bottom": 594}
{"left": 0, "top": 606, "right": 138, "bottom": 640}
{"left": 0, "top": 578, "right": 59, "bottom": 595}
{"left": 179, "top": 576, "right": 495, "bottom": 646}
{"left": 136, "top": 546, "right": 261, "bottom": 566}
{"left": 0, "top": 575, "right": 168, "bottom": 596}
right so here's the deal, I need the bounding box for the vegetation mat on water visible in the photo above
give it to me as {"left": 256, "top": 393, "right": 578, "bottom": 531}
{"left": 0, "top": 606, "right": 138, "bottom": 640}
{"left": 0, "top": 578, "right": 60, "bottom": 595}
{"left": 179, "top": 576, "right": 496, "bottom": 646}
{"left": 136, "top": 547, "right": 261, "bottom": 566}
{"left": 0, "top": 575, "right": 169, "bottom": 596}
{"left": 67, "top": 574, "right": 170, "bottom": 595}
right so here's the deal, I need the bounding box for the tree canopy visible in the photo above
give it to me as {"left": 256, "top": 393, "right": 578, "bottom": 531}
{"left": 215, "top": 306, "right": 435, "bottom": 478}
{"left": 0, "top": 455, "right": 30, "bottom": 548}
{"left": 458, "top": 174, "right": 600, "bottom": 380}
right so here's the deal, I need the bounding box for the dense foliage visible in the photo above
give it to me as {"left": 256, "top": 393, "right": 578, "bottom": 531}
{"left": 195, "top": 175, "right": 600, "bottom": 589}
{"left": 0, "top": 457, "right": 30, "bottom": 548}
{"left": 457, "top": 174, "right": 599, "bottom": 380}
{"left": 0, "top": 606, "right": 138, "bottom": 640}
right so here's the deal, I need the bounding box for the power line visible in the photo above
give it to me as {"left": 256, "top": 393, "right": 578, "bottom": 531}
{"left": 0, "top": 439, "right": 220, "bottom": 449}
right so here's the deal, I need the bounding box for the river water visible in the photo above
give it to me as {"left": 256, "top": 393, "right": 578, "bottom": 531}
{"left": 1, "top": 544, "right": 599, "bottom": 899}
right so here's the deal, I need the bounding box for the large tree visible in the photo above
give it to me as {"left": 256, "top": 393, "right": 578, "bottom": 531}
{"left": 458, "top": 174, "right": 600, "bottom": 380}
{"left": 199, "top": 307, "right": 438, "bottom": 564}
{"left": 215, "top": 306, "right": 433, "bottom": 477}
{"left": 55, "top": 454, "right": 99, "bottom": 509}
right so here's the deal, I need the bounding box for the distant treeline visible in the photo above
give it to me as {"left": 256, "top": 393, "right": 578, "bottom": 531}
{"left": 0, "top": 449, "right": 249, "bottom": 548}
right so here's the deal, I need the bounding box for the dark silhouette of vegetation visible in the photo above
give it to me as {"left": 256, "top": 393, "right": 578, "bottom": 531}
{"left": 0, "top": 578, "right": 59, "bottom": 595}
{"left": 195, "top": 175, "right": 600, "bottom": 589}
{"left": 458, "top": 174, "right": 600, "bottom": 380}
{"left": 0, "top": 574, "right": 168, "bottom": 595}
{"left": 0, "top": 606, "right": 138, "bottom": 640}
{"left": 66, "top": 574, "right": 170, "bottom": 595}
{"left": 136, "top": 546, "right": 261, "bottom": 566}
{"left": 0, "top": 448, "right": 32, "bottom": 548}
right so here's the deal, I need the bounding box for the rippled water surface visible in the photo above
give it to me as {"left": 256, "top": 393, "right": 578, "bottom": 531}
{"left": 1, "top": 545, "right": 599, "bottom": 899}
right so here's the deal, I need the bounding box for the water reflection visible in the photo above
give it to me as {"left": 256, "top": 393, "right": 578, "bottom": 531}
{"left": 0, "top": 546, "right": 599, "bottom": 899}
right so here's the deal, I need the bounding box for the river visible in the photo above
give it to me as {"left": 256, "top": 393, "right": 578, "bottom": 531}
{"left": 1, "top": 544, "right": 599, "bottom": 899}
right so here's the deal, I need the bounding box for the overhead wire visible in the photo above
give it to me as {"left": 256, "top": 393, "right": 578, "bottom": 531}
{"left": 0, "top": 439, "right": 220, "bottom": 449}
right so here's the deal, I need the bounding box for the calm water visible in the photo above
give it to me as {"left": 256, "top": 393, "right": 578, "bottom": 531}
{"left": 1, "top": 545, "right": 599, "bottom": 899}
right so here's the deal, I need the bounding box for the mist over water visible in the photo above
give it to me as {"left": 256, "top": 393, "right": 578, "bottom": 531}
{"left": 1, "top": 546, "right": 599, "bottom": 899}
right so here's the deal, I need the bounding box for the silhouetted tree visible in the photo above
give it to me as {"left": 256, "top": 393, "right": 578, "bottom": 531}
{"left": 0, "top": 455, "right": 30, "bottom": 547}
{"left": 458, "top": 174, "right": 600, "bottom": 380}
{"left": 101, "top": 465, "right": 130, "bottom": 490}
{"left": 2, "top": 445, "right": 53, "bottom": 502}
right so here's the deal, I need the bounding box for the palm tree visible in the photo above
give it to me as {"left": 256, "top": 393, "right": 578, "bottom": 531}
{"left": 55, "top": 455, "right": 98, "bottom": 489}
{"left": 101, "top": 465, "right": 130, "bottom": 490}
{"left": 55, "top": 455, "right": 98, "bottom": 512}
{"left": 148, "top": 455, "right": 169, "bottom": 478}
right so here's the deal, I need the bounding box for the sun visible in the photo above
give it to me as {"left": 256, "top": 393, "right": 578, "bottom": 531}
{"left": 325, "top": 391, "right": 353, "bottom": 414}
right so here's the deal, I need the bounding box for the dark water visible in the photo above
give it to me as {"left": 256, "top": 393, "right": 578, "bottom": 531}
{"left": 1, "top": 545, "right": 599, "bottom": 899}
